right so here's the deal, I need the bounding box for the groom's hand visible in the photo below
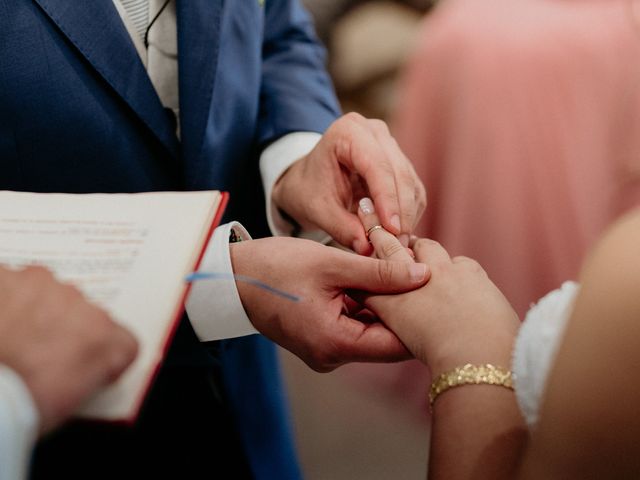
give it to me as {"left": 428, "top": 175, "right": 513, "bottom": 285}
{"left": 230, "top": 237, "right": 429, "bottom": 372}
{"left": 271, "top": 113, "right": 427, "bottom": 255}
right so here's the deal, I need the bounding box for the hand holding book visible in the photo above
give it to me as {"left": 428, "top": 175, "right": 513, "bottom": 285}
{"left": 0, "top": 265, "right": 138, "bottom": 433}
{"left": 0, "top": 190, "right": 227, "bottom": 422}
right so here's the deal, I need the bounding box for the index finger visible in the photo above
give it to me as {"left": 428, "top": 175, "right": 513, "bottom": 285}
{"left": 336, "top": 314, "right": 412, "bottom": 363}
{"left": 412, "top": 238, "right": 452, "bottom": 267}
{"left": 366, "top": 118, "right": 426, "bottom": 240}
{"left": 337, "top": 115, "right": 402, "bottom": 235}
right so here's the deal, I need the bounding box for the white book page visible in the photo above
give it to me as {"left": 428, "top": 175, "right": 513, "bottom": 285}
{"left": 0, "top": 190, "right": 222, "bottom": 420}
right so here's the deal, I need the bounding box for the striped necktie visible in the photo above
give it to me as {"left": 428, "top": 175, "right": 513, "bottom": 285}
{"left": 118, "top": 0, "right": 149, "bottom": 43}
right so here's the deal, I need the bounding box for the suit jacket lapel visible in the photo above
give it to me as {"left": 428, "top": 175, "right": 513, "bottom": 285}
{"left": 33, "top": 0, "right": 179, "bottom": 159}
{"left": 177, "top": 0, "right": 223, "bottom": 164}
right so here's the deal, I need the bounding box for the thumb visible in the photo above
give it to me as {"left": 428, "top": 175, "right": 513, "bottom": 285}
{"left": 103, "top": 326, "right": 139, "bottom": 384}
{"left": 333, "top": 253, "right": 430, "bottom": 293}
{"left": 315, "top": 202, "right": 371, "bottom": 254}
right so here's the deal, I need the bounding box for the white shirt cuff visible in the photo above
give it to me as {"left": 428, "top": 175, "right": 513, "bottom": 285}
{"left": 260, "top": 132, "right": 331, "bottom": 243}
{"left": 185, "top": 222, "right": 259, "bottom": 341}
{"left": 0, "top": 365, "right": 39, "bottom": 480}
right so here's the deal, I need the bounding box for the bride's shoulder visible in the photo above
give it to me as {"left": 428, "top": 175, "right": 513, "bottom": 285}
{"left": 518, "top": 210, "right": 640, "bottom": 474}
{"left": 580, "top": 208, "right": 640, "bottom": 288}
{"left": 513, "top": 207, "right": 640, "bottom": 427}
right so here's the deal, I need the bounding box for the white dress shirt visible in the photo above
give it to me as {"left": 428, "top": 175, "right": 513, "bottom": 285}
{"left": 0, "top": 2, "right": 324, "bottom": 478}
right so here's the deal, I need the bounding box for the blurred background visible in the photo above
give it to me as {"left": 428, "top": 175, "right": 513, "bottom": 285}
{"left": 279, "top": 2, "right": 435, "bottom": 479}
{"left": 304, "top": 0, "right": 433, "bottom": 121}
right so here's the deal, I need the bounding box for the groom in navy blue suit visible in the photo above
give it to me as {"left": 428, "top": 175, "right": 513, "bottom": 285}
{"left": 0, "top": 1, "right": 427, "bottom": 478}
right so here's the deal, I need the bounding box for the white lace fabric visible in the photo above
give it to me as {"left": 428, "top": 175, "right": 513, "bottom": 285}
{"left": 512, "top": 281, "right": 580, "bottom": 428}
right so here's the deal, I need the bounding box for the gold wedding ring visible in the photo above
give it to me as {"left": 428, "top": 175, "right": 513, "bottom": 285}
{"left": 366, "top": 225, "right": 384, "bottom": 240}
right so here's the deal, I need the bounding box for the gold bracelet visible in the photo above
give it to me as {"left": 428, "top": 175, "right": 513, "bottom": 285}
{"left": 429, "top": 364, "right": 514, "bottom": 406}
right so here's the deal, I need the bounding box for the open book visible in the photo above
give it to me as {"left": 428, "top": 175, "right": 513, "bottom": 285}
{"left": 0, "top": 190, "right": 228, "bottom": 423}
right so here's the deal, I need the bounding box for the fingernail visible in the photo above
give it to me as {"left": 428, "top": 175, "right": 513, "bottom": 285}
{"left": 390, "top": 215, "right": 401, "bottom": 232}
{"left": 359, "top": 197, "right": 374, "bottom": 215}
{"left": 410, "top": 263, "right": 428, "bottom": 282}
{"left": 398, "top": 234, "right": 409, "bottom": 248}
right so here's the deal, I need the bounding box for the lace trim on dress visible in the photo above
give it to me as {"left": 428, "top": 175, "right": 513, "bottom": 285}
{"left": 512, "top": 281, "right": 580, "bottom": 428}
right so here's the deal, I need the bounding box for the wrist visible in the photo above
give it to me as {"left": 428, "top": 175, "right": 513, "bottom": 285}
{"left": 229, "top": 240, "right": 250, "bottom": 279}
{"left": 270, "top": 158, "right": 313, "bottom": 232}
{"left": 228, "top": 240, "right": 257, "bottom": 324}
{"left": 271, "top": 163, "right": 295, "bottom": 217}
{"left": 428, "top": 321, "right": 518, "bottom": 378}
{"left": 429, "top": 363, "right": 515, "bottom": 406}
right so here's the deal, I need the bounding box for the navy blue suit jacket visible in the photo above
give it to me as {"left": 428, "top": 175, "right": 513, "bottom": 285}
{"left": 0, "top": 1, "right": 340, "bottom": 478}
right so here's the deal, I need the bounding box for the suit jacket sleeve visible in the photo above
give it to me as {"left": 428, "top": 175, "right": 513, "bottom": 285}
{"left": 258, "top": 0, "right": 342, "bottom": 145}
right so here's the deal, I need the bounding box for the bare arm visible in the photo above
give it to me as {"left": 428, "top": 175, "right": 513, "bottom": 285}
{"left": 518, "top": 209, "right": 640, "bottom": 479}
{"left": 355, "top": 199, "right": 527, "bottom": 479}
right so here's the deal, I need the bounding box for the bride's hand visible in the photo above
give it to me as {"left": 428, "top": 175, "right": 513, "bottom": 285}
{"left": 358, "top": 197, "right": 415, "bottom": 263}
{"left": 355, "top": 198, "right": 520, "bottom": 376}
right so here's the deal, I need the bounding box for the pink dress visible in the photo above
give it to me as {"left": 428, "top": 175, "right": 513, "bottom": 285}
{"left": 395, "top": 0, "right": 640, "bottom": 316}
{"left": 343, "top": 0, "right": 640, "bottom": 416}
